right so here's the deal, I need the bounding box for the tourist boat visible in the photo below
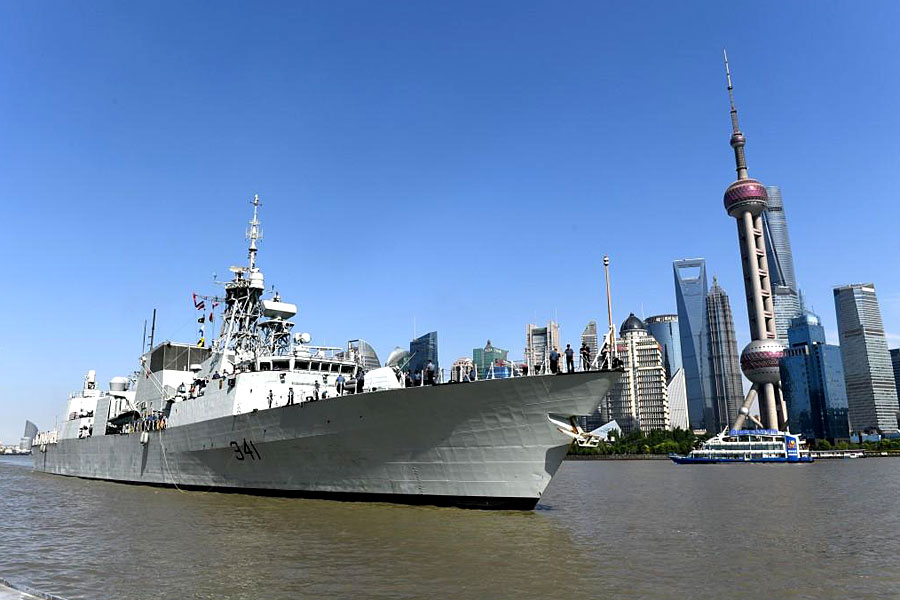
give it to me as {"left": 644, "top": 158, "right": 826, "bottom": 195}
{"left": 668, "top": 429, "right": 813, "bottom": 464}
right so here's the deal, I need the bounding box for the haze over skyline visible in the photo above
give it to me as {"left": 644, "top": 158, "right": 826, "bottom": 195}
{"left": 2, "top": 1, "right": 899, "bottom": 442}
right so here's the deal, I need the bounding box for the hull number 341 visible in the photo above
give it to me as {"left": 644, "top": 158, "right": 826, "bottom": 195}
{"left": 230, "top": 439, "right": 261, "bottom": 461}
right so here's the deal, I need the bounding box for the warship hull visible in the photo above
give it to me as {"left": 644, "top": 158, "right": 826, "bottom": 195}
{"left": 33, "top": 371, "right": 617, "bottom": 509}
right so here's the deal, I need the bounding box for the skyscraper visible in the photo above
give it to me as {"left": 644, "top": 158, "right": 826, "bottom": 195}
{"left": 349, "top": 339, "right": 381, "bottom": 371}
{"left": 833, "top": 284, "right": 899, "bottom": 435}
{"left": 673, "top": 258, "right": 711, "bottom": 430}
{"left": 891, "top": 348, "right": 900, "bottom": 402}
{"left": 763, "top": 186, "right": 803, "bottom": 341}
{"left": 780, "top": 311, "right": 850, "bottom": 442}
{"left": 473, "top": 340, "right": 508, "bottom": 379}
{"left": 706, "top": 278, "right": 745, "bottom": 432}
{"left": 604, "top": 314, "right": 670, "bottom": 433}
{"left": 581, "top": 321, "right": 599, "bottom": 370}
{"left": 408, "top": 331, "right": 439, "bottom": 376}
{"left": 645, "top": 314, "right": 682, "bottom": 380}
{"left": 525, "top": 321, "right": 560, "bottom": 374}
{"left": 720, "top": 52, "right": 786, "bottom": 431}
{"left": 667, "top": 369, "right": 690, "bottom": 431}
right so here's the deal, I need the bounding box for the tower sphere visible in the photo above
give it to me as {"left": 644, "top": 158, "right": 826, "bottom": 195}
{"left": 724, "top": 178, "right": 768, "bottom": 217}
{"left": 739, "top": 339, "right": 785, "bottom": 384}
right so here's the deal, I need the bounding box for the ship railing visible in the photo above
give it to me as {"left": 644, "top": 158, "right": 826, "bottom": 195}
{"left": 291, "top": 345, "right": 352, "bottom": 360}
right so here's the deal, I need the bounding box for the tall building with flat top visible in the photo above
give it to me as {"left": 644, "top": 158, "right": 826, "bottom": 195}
{"left": 408, "top": 331, "right": 439, "bottom": 375}
{"left": 525, "top": 321, "right": 559, "bottom": 374}
{"left": 581, "top": 321, "right": 598, "bottom": 370}
{"left": 706, "top": 278, "right": 744, "bottom": 432}
{"left": 605, "top": 314, "right": 670, "bottom": 434}
{"left": 834, "top": 284, "right": 899, "bottom": 435}
{"left": 673, "top": 258, "right": 711, "bottom": 430}
{"left": 891, "top": 348, "right": 900, "bottom": 403}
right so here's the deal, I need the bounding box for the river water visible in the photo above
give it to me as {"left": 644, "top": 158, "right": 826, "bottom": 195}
{"left": 1, "top": 455, "right": 899, "bottom": 599}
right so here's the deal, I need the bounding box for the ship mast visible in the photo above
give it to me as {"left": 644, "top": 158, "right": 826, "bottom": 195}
{"left": 247, "top": 194, "right": 261, "bottom": 270}
{"left": 212, "top": 195, "right": 268, "bottom": 370}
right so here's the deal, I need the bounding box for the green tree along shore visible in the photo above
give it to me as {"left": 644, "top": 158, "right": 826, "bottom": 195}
{"left": 567, "top": 428, "right": 704, "bottom": 456}
{"left": 567, "top": 429, "right": 900, "bottom": 456}
{"left": 810, "top": 438, "right": 900, "bottom": 452}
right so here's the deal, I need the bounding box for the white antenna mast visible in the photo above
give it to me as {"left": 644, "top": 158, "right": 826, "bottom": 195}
{"left": 603, "top": 255, "right": 616, "bottom": 367}
{"left": 247, "top": 194, "right": 262, "bottom": 269}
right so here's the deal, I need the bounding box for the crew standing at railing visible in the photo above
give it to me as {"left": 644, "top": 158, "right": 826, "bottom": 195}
{"left": 549, "top": 348, "right": 560, "bottom": 374}
{"left": 565, "top": 344, "right": 575, "bottom": 373}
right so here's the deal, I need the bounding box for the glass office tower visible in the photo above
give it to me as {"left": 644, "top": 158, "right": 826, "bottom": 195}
{"left": 472, "top": 340, "right": 508, "bottom": 379}
{"left": 780, "top": 311, "right": 850, "bottom": 442}
{"left": 833, "top": 284, "right": 899, "bottom": 435}
{"left": 673, "top": 259, "right": 711, "bottom": 430}
{"left": 891, "top": 348, "right": 900, "bottom": 403}
{"left": 408, "top": 331, "right": 439, "bottom": 376}
{"left": 763, "top": 187, "right": 802, "bottom": 341}
{"left": 645, "top": 314, "right": 682, "bottom": 381}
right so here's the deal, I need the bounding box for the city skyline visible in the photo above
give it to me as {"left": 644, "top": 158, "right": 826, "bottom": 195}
{"left": 2, "top": 3, "right": 900, "bottom": 442}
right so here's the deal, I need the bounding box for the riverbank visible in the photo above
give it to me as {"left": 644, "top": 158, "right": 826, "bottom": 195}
{"left": 566, "top": 454, "right": 669, "bottom": 460}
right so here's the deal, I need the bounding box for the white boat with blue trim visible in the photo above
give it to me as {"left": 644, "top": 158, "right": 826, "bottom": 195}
{"left": 669, "top": 429, "right": 813, "bottom": 464}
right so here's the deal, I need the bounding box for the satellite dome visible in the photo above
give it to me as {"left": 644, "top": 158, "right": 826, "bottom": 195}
{"left": 724, "top": 178, "right": 768, "bottom": 217}
{"left": 620, "top": 313, "right": 646, "bottom": 335}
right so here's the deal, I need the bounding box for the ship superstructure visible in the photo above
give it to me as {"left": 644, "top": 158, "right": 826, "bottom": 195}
{"left": 34, "top": 196, "right": 621, "bottom": 509}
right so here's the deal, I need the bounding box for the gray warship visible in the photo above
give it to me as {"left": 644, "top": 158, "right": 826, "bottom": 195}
{"left": 33, "top": 196, "right": 620, "bottom": 509}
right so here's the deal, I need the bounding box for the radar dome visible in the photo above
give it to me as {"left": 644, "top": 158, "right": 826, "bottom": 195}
{"left": 109, "top": 377, "right": 129, "bottom": 392}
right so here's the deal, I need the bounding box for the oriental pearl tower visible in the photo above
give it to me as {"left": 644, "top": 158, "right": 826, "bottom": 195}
{"left": 721, "top": 51, "right": 788, "bottom": 432}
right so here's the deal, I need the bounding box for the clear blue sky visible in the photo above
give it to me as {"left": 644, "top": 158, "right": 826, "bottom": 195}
{"left": 2, "top": 1, "right": 899, "bottom": 442}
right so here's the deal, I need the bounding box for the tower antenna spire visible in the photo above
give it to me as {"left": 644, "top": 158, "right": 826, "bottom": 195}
{"left": 724, "top": 49, "right": 740, "bottom": 134}
{"left": 723, "top": 49, "right": 749, "bottom": 180}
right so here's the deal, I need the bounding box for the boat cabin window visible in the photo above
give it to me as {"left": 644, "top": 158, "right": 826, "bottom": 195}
{"left": 273, "top": 360, "right": 290, "bottom": 371}
{"left": 259, "top": 361, "right": 271, "bottom": 371}
{"left": 295, "top": 361, "right": 309, "bottom": 371}
{"left": 341, "top": 364, "right": 355, "bottom": 374}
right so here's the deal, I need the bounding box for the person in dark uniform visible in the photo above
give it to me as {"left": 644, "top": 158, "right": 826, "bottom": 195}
{"left": 564, "top": 344, "right": 575, "bottom": 373}
{"left": 580, "top": 342, "right": 591, "bottom": 371}
{"left": 549, "top": 348, "right": 560, "bottom": 374}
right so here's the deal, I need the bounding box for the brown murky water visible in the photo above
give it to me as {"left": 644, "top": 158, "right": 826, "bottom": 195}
{"left": 2, "top": 455, "right": 899, "bottom": 599}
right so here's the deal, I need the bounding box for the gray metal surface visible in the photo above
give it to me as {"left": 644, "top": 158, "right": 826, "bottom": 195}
{"left": 34, "top": 372, "right": 618, "bottom": 506}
